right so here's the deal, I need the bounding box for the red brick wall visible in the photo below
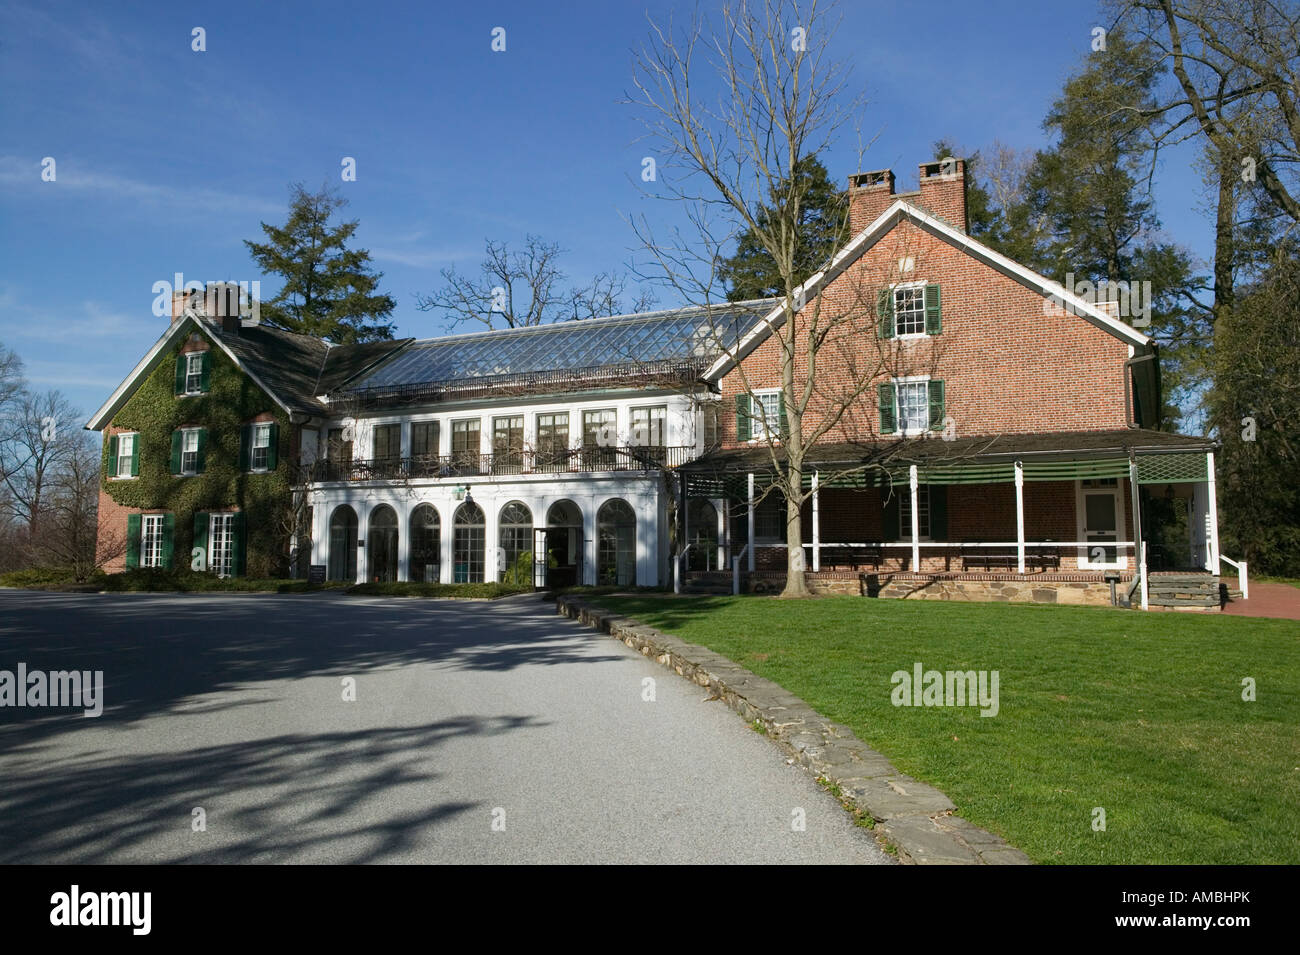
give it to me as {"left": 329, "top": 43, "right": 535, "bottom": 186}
{"left": 719, "top": 216, "right": 1132, "bottom": 446}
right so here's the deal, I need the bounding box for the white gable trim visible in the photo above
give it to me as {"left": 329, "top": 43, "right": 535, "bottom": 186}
{"left": 704, "top": 199, "right": 1151, "bottom": 382}
{"left": 85, "top": 314, "right": 293, "bottom": 431}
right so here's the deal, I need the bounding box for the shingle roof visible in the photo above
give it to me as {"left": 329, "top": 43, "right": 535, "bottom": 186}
{"left": 334, "top": 300, "right": 778, "bottom": 398}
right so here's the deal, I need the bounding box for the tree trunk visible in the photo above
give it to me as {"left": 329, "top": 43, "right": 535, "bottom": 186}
{"left": 779, "top": 461, "right": 809, "bottom": 597}
{"left": 1212, "top": 155, "right": 1236, "bottom": 325}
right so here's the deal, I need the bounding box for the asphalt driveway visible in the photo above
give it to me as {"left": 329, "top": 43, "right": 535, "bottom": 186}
{"left": 0, "top": 590, "right": 891, "bottom": 864}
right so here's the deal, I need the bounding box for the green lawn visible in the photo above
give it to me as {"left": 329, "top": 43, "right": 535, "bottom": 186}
{"left": 596, "top": 595, "right": 1300, "bottom": 864}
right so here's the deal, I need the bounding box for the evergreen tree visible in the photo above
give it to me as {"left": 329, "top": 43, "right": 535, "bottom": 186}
{"left": 717, "top": 155, "right": 847, "bottom": 301}
{"left": 245, "top": 184, "right": 396, "bottom": 343}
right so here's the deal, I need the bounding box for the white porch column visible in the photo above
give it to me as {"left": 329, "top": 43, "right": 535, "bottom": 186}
{"left": 584, "top": 496, "right": 598, "bottom": 586}
{"left": 398, "top": 501, "right": 411, "bottom": 582}
{"left": 1206, "top": 451, "right": 1220, "bottom": 571}
{"left": 747, "top": 472, "right": 756, "bottom": 572}
{"left": 485, "top": 494, "right": 501, "bottom": 583}
{"left": 356, "top": 502, "right": 369, "bottom": 585}
{"left": 811, "top": 471, "right": 821, "bottom": 573}
{"left": 715, "top": 498, "right": 726, "bottom": 571}
{"left": 441, "top": 497, "right": 455, "bottom": 584}
{"left": 1014, "top": 460, "right": 1026, "bottom": 574}
{"left": 909, "top": 465, "right": 920, "bottom": 571}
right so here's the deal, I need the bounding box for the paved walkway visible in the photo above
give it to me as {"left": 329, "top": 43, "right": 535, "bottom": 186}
{"left": 1221, "top": 582, "right": 1300, "bottom": 621}
{"left": 0, "top": 591, "right": 891, "bottom": 865}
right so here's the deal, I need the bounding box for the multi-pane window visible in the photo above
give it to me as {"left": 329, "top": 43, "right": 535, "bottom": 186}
{"left": 702, "top": 404, "right": 719, "bottom": 449}
{"left": 752, "top": 392, "right": 782, "bottom": 439}
{"left": 498, "top": 502, "right": 534, "bottom": 584}
{"left": 373, "top": 423, "right": 401, "bottom": 466}
{"left": 141, "top": 514, "right": 165, "bottom": 568}
{"left": 492, "top": 416, "right": 524, "bottom": 471}
{"left": 897, "top": 381, "right": 929, "bottom": 433}
{"left": 209, "top": 513, "right": 234, "bottom": 577}
{"left": 185, "top": 353, "right": 204, "bottom": 393}
{"left": 181, "top": 429, "right": 200, "bottom": 474}
{"left": 893, "top": 285, "right": 926, "bottom": 337}
{"left": 327, "top": 427, "right": 352, "bottom": 478}
{"left": 899, "top": 485, "right": 931, "bottom": 539}
{"left": 630, "top": 406, "right": 667, "bottom": 447}
{"left": 582, "top": 409, "right": 617, "bottom": 469}
{"left": 451, "top": 419, "right": 481, "bottom": 471}
{"left": 116, "top": 433, "right": 135, "bottom": 478}
{"left": 250, "top": 424, "right": 272, "bottom": 471}
{"left": 536, "top": 413, "right": 569, "bottom": 470}
{"left": 411, "top": 421, "right": 439, "bottom": 459}
{"left": 754, "top": 492, "right": 786, "bottom": 542}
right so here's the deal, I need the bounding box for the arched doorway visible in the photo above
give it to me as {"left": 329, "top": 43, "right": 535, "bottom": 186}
{"left": 498, "top": 501, "right": 533, "bottom": 585}
{"left": 597, "top": 499, "right": 636, "bottom": 586}
{"left": 545, "top": 500, "right": 583, "bottom": 588}
{"left": 327, "top": 505, "right": 358, "bottom": 582}
{"left": 687, "top": 499, "right": 719, "bottom": 571}
{"left": 368, "top": 505, "right": 398, "bottom": 582}
{"left": 410, "top": 504, "right": 441, "bottom": 583}
{"left": 453, "top": 501, "right": 486, "bottom": 583}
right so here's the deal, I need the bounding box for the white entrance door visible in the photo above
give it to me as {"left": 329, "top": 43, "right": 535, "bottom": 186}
{"left": 1077, "top": 480, "right": 1127, "bottom": 569}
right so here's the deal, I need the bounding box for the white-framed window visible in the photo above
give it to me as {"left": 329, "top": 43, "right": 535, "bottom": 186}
{"left": 181, "top": 429, "right": 200, "bottom": 474}
{"left": 630, "top": 405, "right": 667, "bottom": 447}
{"left": 752, "top": 390, "right": 782, "bottom": 440}
{"left": 185, "top": 353, "right": 204, "bottom": 394}
{"left": 141, "top": 514, "right": 165, "bottom": 568}
{"left": 251, "top": 424, "right": 272, "bottom": 471}
{"left": 899, "top": 485, "right": 931, "bottom": 539}
{"left": 896, "top": 379, "right": 930, "bottom": 434}
{"left": 209, "top": 513, "right": 234, "bottom": 577}
{"left": 116, "top": 433, "right": 136, "bottom": 478}
{"left": 893, "top": 283, "right": 927, "bottom": 337}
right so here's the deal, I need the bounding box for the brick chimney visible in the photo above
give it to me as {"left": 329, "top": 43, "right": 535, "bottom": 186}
{"left": 170, "top": 289, "right": 193, "bottom": 325}
{"left": 847, "top": 169, "right": 896, "bottom": 234}
{"left": 917, "top": 158, "right": 967, "bottom": 233}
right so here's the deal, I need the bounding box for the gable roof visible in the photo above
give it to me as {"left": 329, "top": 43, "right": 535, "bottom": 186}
{"left": 84, "top": 313, "right": 410, "bottom": 430}
{"left": 704, "top": 198, "right": 1154, "bottom": 382}
{"left": 333, "top": 301, "right": 775, "bottom": 401}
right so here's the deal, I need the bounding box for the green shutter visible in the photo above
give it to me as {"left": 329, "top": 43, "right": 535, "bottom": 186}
{"left": 777, "top": 393, "right": 789, "bottom": 442}
{"left": 231, "top": 512, "right": 246, "bottom": 577}
{"left": 199, "top": 351, "right": 211, "bottom": 392}
{"left": 877, "top": 288, "right": 895, "bottom": 339}
{"left": 174, "top": 355, "right": 186, "bottom": 395}
{"left": 193, "top": 512, "right": 210, "bottom": 572}
{"left": 195, "top": 428, "right": 207, "bottom": 473}
{"left": 928, "top": 379, "right": 946, "bottom": 431}
{"left": 881, "top": 490, "right": 900, "bottom": 543}
{"left": 125, "top": 513, "right": 141, "bottom": 569}
{"left": 266, "top": 423, "right": 279, "bottom": 470}
{"left": 878, "top": 383, "right": 897, "bottom": 435}
{"left": 239, "top": 425, "right": 251, "bottom": 472}
{"left": 170, "top": 431, "right": 182, "bottom": 474}
{"left": 161, "top": 513, "right": 175, "bottom": 569}
{"left": 107, "top": 434, "right": 118, "bottom": 472}
{"left": 130, "top": 435, "right": 140, "bottom": 476}
{"left": 924, "top": 284, "right": 942, "bottom": 334}
{"left": 929, "top": 485, "right": 948, "bottom": 540}
{"left": 735, "top": 394, "right": 752, "bottom": 441}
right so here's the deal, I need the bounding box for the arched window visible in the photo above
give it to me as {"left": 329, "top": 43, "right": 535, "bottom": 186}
{"left": 453, "top": 501, "right": 486, "bottom": 583}
{"left": 545, "top": 500, "right": 583, "bottom": 588}
{"left": 687, "top": 499, "right": 719, "bottom": 571}
{"left": 498, "top": 501, "right": 533, "bottom": 585}
{"left": 328, "top": 505, "right": 358, "bottom": 582}
{"left": 597, "top": 499, "right": 636, "bottom": 586}
{"left": 410, "top": 504, "right": 441, "bottom": 583}
{"left": 368, "top": 505, "right": 398, "bottom": 583}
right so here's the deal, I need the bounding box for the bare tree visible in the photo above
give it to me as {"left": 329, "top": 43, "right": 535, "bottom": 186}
{"left": 415, "top": 234, "right": 656, "bottom": 330}
{"left": 32, "top": 434, "right": 114, "bottom": 581}
{"left": 1, "top": 390, "right": 81, "bottom": 538}
{"left": 628, "top": 0, "right": 954, "bottom": 597}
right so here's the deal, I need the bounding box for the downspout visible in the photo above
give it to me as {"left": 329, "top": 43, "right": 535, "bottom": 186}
{"left": 1124, "top": 351, "right": 1157, "bottom": 429}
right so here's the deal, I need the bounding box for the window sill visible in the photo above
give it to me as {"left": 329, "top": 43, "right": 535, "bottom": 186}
{"left": 111, "top": 475, "right": 138, "bottom": 481}
{"left": 894, "top": 332, "right": 932, "bottom": 341}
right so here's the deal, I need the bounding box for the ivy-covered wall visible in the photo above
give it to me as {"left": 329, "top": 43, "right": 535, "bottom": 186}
{"left": 101, "top": 322, "right": 292, "bottom": 577}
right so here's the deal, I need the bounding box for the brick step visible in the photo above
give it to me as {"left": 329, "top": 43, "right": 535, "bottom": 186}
{"left": 1148, "top": 596, "right": 1218, "bottom": 608}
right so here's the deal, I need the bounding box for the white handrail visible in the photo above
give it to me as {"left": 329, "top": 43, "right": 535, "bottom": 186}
{"left": 1218, "top": 555, "right": 1249, "bottom": 600}
{"left": 731, "top": 544, "right": 751, "bottom": 596}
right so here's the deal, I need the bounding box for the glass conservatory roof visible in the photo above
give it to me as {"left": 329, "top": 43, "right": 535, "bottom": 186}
{"left": 338, "top": 299, "right": 778, "bottom": 394}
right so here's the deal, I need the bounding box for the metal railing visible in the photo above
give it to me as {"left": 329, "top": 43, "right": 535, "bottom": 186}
{"left": 309, "top": 446, "right": 696, "bottom": 482}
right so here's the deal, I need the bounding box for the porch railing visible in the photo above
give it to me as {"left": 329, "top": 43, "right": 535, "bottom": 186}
{"left": 309, "top": 446, "right": 695, "bottom": 482}
{"left": 1219, "top": 555, "right": 1249, "bottom": 600}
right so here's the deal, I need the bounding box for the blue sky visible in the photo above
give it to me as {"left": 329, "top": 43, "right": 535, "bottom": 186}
{"left": 0, "top": 0, "right": 1215, "bottom": 421}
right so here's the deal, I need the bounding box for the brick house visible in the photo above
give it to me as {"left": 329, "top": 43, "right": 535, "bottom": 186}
{"left": 87, "top": 158, "right": 1226, "bottom": 608}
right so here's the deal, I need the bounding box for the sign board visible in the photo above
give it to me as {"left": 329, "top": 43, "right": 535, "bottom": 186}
{"left": 308, "top": 565, "right": 327, "bottom": 584}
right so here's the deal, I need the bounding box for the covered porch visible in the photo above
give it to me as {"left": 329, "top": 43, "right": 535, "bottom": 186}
{"left": 678, "top": 430, "right": 1224, "bottom": 610}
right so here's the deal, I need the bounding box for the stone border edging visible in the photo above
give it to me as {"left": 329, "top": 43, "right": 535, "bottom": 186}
{"left": 557, "top": 595, "right": 1031, "bottom": 866}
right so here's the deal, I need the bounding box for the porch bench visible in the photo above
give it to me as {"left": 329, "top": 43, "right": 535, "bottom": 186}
{"left": 1027, "top": 545, "right": 1061, "bottom": 571}
{"left": 961, "top": 544, "right": 1018, "bottom": 572}
{"left": 819, "top": 543, "right": 882, "bottom": 570}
